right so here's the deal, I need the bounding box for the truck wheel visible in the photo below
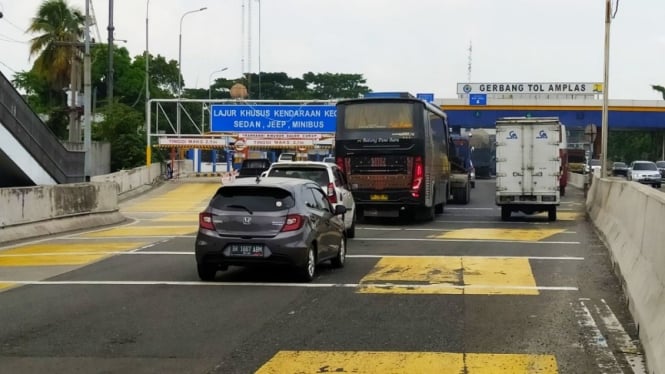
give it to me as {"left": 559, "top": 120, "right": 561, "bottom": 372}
{"left": 548, "top": 207, "right": 557, "bottom": 221}
{"left": 501, "top": 207, "right": 510, "bottom": 221}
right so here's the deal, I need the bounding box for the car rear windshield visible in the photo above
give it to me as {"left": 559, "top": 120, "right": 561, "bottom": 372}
{"left": 656, "top": 161, "right": 665, "bottom": 168}
{"left": 242, "top": 160, "right": 270, "bottom": 168}
{"left": 633, "top": 163, "right": 657, "bottom": 171}
{"left": 210, "top": 186, "right": 295, "bottom": 211}
{"left": 267, "top": 167, "right": 330, "bottom": 186}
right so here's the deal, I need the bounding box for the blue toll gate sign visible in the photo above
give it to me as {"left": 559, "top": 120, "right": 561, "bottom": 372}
{"left": 210, "top": 104, "right": 337, "bottom": 133}
{"left": 417, "top": 93, "right": 435, "bottom": 103}
{"left": 469, "top": 93, "right": 487, "bottom": 106}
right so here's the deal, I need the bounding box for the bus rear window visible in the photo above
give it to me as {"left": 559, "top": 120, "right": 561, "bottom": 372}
{"left": 342, "top": 103, "right": 414, "bottom": 130}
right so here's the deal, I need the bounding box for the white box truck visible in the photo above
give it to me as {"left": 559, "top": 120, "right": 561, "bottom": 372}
{"left": 495, "top": 117, "right": 563, "bottom": 221}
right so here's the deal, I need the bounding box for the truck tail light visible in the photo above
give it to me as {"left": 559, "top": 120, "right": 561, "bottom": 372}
{"left": 336, "top": 157, "right": 345, "bottom": 173}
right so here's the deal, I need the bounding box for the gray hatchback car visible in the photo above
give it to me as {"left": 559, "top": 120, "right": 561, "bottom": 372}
{"left": 195, "top": 177, "right": 347, "bottom": 282}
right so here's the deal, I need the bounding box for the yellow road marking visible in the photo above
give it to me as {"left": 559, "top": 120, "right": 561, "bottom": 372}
{"left": 123, "top": 183, "right": 219, "bottom": 212}
{"left": 358, "top": 257, "right": 538, "bottom": 295}
{"left": 432, "top": 228, "right": 565, "bottom": 241}
{"left": 0, "top": 283, "right": 16, "bottom": 291}
{"left": 463, "top": 257, "right": 538, "bottom": 295}
{"left": 256, "top": 351, "right": 558, "bottom": 373}
{"left": 82, "top": 226, "right": 197, "bottom": 237}
{"left": 0, "top": 242, "right": 144, "bottom": 266}
{"left": 155, "top": 213, "right": 199, "bottom": 222}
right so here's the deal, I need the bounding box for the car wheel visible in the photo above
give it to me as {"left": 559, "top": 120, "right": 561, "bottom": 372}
{"left": 346, "top": 213, "right": 356, "bottom": 239}
{"left": 299, "top": 245, "right": 316, "bottom": 282}
{"left": 197, "top": 263, "right": 217, "bottom": 281}
{"left": 331, "top": 236, "right": 346, "bottom": 268}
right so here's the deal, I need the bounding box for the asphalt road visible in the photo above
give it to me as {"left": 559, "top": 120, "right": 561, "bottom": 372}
{"left": 0, "top": 179, "right": 647, "bottom": 374}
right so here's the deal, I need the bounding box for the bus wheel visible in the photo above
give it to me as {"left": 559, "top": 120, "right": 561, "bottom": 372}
{"left": 418, "top": 204, "right": 435, "bottom": 221}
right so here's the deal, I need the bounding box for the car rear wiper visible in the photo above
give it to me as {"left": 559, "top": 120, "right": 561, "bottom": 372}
{"left": 225, "top": 204, "right": 253, "bottom": 214}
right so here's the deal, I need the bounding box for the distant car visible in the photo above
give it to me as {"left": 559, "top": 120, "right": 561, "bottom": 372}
{"left": 656, "top": 160, "right": 665, "bottom": 178}
{"left": 277, "top": 153, "right": 295, "bottom": 162}
{"left": 589, "top": 159, "right": 602, "bottom": 175}
{"left": 322, "top": 156, "right": 335, "bottom": 164}
{"left": 237, "top": 158, "right": 271, "bottom": 178}
{"left": 627, "top": 161, "right": 662, "bottom": 188}
{"left": 264, "top": 161, "right": 357, "bottom": 238}
{"left": 195, "top": 177, "right": 347, "bottom": 282}
{"left": 611, "top": 162, "right": 628, "bottom": 177}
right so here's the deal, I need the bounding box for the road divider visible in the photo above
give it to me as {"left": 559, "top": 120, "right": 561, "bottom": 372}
{"left": 587, "top": 175, "right": 665, "bottom": 374}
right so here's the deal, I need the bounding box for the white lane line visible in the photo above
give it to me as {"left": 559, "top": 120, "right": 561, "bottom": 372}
{"left": 572, "top": 300, "right": 623, "bottom": 374}
{"left": 436, "top": 220, "right": 556, "bottom": 225}
{"left": 358, "top": 227, "right": 577, "bottom": 234}
{"left": 358, "top": 238, "right": 580, "bottom": 245}
{"left": 1, "top": 280, "right": 578, "bottom": 291}
{"left": 596, "top": 299, "right": 647, "bottom": 373}
{"left": 0, "top": 252, "right": 585, "bottom": 260}
{"left": 61, "top": 235, "right": 198, "bottom": 240}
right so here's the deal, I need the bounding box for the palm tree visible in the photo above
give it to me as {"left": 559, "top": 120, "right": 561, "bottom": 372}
{"left": 27, "top": 0, "right": 84, "bottom": 89}
{"left": 27, "top": 0, "right": 85, "bottom": 141}
{"left": 652, "top": 85, "right": 665, "bottom": 100}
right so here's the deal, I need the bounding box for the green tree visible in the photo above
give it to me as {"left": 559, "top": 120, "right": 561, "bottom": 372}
{"left": 239, "top": 72, "right": 370, "bottom": 100}
{"left": 303, "top": 72, "right": 370, "bottom": 99}
{"left": 27, "top": 0, "right": 84, "bottom": 90}
{"left": 94, "top": 103, "right": 145, "bottom": 171}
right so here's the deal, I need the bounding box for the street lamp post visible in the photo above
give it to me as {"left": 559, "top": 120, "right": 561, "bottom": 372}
{"left": 177, "top": 7, "right": 207, "bottom": 136}
{"left": 208, "top": 67, "right": 229, "bottom": 101}
{"left": 145, "top": 0, "right": 151, "bottom": 166}
{"left": 600, "top": 0, "right": 613, "bottom": 178}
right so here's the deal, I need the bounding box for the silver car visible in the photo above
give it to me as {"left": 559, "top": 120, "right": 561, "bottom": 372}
{"left": 195, "top": 177, "right": 347, "bottom": 282}
{"left": 627, "top": 161, "right": 662, "bottom": 188}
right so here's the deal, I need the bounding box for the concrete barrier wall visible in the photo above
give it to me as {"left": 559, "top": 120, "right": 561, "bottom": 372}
{"left": 91, "top": 160, "right": 193, "bottom": 196}
{"left": 0, "top": 182, "right": 123, "bottom": 244}
{"left": 587, "top": 177, "right": 665, "bottom": 374}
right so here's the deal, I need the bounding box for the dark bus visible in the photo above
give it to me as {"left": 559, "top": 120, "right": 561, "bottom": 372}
{"left": 334, "top": 93, "right": 451, "bottom": 221}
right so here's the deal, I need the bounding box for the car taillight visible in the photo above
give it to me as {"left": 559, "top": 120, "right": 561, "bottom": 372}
{"left": 199, "top": 212, "right": 215, "bottom": 230}
{"left": 281, "top": 214, "right": 304, "bottom": 232}
{"left": 411, "top": 156, "right": 424, "bottom": 198}
{"left": 327, "top": 182, "right": 337, "bottom": 204}
{"left": 336, "top": 157, "right": 345, "bottom": 173}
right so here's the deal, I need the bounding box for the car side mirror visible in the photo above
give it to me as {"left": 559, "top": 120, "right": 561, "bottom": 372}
{"left": 334, "top": 205, "right": 347, "bottom": 215}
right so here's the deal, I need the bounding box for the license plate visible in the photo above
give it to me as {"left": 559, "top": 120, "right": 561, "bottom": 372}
{"left": 370, "top": 194, "right": 389, "bottom": 201}
{"left": 229, "top": 244, "right": 264, "bottom": 257}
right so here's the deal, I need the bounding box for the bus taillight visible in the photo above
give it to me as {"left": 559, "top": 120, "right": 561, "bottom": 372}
{"left": 336, "top": 157, "right": 345, "bottom": 173}
{"left": 411, "top": 156, "right": 424, "bottom": 198}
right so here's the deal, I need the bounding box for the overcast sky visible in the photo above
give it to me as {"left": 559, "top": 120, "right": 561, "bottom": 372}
{"left": 1, "top": 0, "right": 664, "bottom": 100}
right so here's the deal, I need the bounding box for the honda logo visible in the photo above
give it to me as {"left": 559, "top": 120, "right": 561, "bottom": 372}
{"left": 243, "top": 217, "right": 252, "bottom": 225}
